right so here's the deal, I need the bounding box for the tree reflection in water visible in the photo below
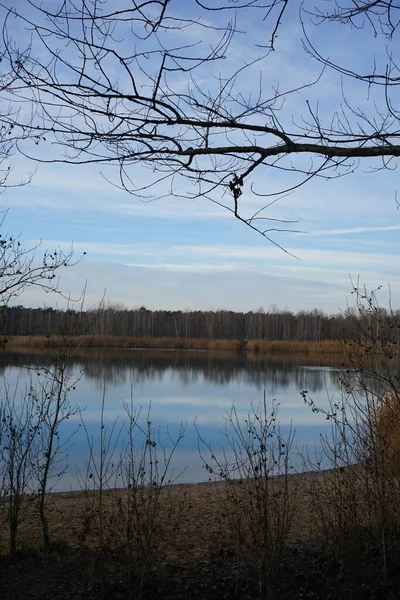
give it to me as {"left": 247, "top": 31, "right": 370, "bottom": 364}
{"left": 0, "top": 348, "right": 347, "bottom": 393}
{"left": 0, "top": 348, "right": 379, "bottom": 489}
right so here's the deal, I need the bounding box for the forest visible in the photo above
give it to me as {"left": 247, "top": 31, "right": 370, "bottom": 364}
{"left": 1, "top": 302, "right": 398, "bottom": 343}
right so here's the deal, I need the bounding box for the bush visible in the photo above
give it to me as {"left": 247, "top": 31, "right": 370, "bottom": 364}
{"left": 374, "top": 391, "right": 400, "bottom": 478}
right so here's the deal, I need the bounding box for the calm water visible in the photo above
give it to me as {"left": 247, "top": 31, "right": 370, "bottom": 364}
{"left": 0, "top": 349, "right": 347, "bottom": 490}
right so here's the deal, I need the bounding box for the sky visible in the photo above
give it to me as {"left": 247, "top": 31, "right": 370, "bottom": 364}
{"left": 1, "top": 0, "right": 400, "bottom": 315}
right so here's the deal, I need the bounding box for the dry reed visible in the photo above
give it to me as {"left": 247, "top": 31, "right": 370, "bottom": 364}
{"left": 246, "top": 338, "right": 346, "bottom": 354}
{"left": 4, "top": 335, "right": 350, "bottom": 355}
{"left": 4, "top": 335, "right": 242, "bottom": 352}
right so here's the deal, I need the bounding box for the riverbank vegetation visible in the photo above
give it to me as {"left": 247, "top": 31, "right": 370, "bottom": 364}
{"left": 3, "top": 302, "right": 400, "bottom": 344}
{"left": 2, "top": 300, "right": 400, "bottom": 358}
{"left": 4, "top": 334, "right": 348, "bottom": 355}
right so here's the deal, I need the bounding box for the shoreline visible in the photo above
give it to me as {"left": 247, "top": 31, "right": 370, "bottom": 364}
{"left": 3, "top": 335, "right": 348, "bottom": 355}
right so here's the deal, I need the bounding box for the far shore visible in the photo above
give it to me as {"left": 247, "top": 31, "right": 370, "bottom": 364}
{"left": 3, "top": 334, "right": 348, "bottom": 355}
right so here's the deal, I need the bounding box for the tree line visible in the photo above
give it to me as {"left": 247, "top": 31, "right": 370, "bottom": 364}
{"left": 1, "top": 303, "right": 398, "bottom": 343}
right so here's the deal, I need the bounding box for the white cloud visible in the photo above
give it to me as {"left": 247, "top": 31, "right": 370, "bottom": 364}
{"left": 311, "top": 225, "right": 400, "bottom": 236}
{"left": 2, "top": 0, "right": 399, "bottom": 318}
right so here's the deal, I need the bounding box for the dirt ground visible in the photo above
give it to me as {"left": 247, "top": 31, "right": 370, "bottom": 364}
{"left": 0, "top": 473, "right": 319, "bottom": 551}
{"left": 0, "top": 476, "right": 314, "bottom": 598}
{"left": 0, "top": 473, "right": 398, "bottom": 599}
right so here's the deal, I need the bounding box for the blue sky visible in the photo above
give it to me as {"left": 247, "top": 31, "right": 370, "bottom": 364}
{"left": 2, "top": 0, "right": 400, "bottom": 314}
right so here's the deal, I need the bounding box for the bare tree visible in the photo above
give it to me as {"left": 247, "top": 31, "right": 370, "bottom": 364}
{"left": 31, "top": 345, "right": 82, "bottom": 550}
{"left": 1, "top": 1, "right": 399, "bottom": 248}
{"left": 0, "top": 379, "right": 40, "bottom": 553}
{"left": 0, "top": 214, "right": 81, "bottom": 306}
{"left": 0, "top": 41, "right": 83, "bottom": 309}
{"left": 0, "top": 38, "right": 37, "bottom": 191}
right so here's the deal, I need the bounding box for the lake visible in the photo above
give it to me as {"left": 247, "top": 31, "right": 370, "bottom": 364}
{"left": 0, "top": 348, "right": 348, "bottom": 491}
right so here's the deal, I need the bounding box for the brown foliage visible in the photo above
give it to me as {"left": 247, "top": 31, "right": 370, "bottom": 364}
{"left": 374, "top": 392, "right": 400, "bottom": 477}
{"left": 6, "top": 334, "right": 348, "bottom": 355}
{"left": 247, "top": 339, "right": 345, "bottom": 354}
{"left": 5, "top": 335, "right": 243, "bottom": 352}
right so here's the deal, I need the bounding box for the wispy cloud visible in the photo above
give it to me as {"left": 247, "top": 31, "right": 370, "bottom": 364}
{"left": 33, "top": 239, "right": 400, "bottom": 277}
{"left": 3, "top": 1, "right": 400, "bottom": 315}
{"left": 312, "top": 225, "right": 400, "bottom": 236}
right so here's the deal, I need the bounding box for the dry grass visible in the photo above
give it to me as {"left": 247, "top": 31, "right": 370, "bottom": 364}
{"left": 247, "top": 339, "right": 346, "bottom": 354}
{"left": 5, "top": 335, "right": 399, "bottom": 359}
{"left": 4, "top": 335, "right": 243, "bottom": 352}
{"left": 374, "top": 391, "right": 400, "bottom": 477}
{"left": 4, "top": 335, "right": 352, "bottom": 355}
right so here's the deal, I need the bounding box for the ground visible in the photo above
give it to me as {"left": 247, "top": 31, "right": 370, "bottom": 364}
{"left": 0, "top": 476, "right": 399, "bottom": 599}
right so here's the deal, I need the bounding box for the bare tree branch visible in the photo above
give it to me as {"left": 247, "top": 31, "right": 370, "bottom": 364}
{"left": 0, "top": 0, "right": 399, "bottom": 246}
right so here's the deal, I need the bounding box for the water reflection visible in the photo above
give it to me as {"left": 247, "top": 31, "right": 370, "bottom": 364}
{"left": 0, "top": 348, "right": 344, "bottom": 392}
{"left": 0, "top": 349, "right": 361, "bottom": 490}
